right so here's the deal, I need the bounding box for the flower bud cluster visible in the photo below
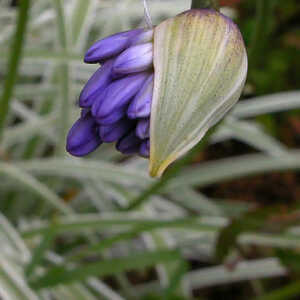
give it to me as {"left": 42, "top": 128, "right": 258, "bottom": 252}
{"left": 66, "top": 28, "right": 154, "bottom": 157}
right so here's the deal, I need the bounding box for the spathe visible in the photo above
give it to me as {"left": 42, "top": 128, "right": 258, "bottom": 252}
{"left": 149, "top": 9, "right": 248, "bottom": 177}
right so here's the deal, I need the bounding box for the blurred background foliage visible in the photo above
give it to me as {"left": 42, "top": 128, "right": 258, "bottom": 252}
{"left": 0, "top": 0, "right": 299, "bottom": 299}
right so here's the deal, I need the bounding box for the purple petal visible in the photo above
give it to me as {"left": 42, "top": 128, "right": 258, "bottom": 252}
{"left": 67, "top": 115, "right": 96, "bottom": 149}
{"left": 79, "top": 60, "right": 114, "bottom": 108}
{"left": 113, "top": 43, "right": 153, "bottom": 74}
{"left": 84, "top": 37, "right": 128, "bottom": 64}
{"left": 68, "top": 138, "right": 102, "bottom": 157}
{"left": 91, "top": 88, "right": 108, "bottom": 117}
{"left": 99, "top": 118, "right": 135, "bottom": 143}
{"left": 96, "top": 72, "right": 149, "bottom": 119}
{"left": 84, "top": 29, "right": 143, "bottom": 63}
{"left": 66, "top": 114, "right": 102, "bottom": 157}
{"left": 139, "top": 139, "right": 150, "bottom": 158}
{"left": 130, "top": 29, "right": 154, "bottom": 46}
{"left": 136, "top": 118, "right": 150, "bottom": 139}
{"left": 125, "top": 28, "right": 144, "bottom": 39}
{"left": 116, "top": 131, "right": 141, "bottom": 155}
{"left": 95, "top": 107, "right": 127, "bottom": 126}
{"left": 127, "top": 74, "right": 153, "bottom": 119}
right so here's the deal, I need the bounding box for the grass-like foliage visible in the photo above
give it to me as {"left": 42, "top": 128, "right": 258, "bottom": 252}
{"left": 0, "top": 0, "right": 299, "bottom": 299}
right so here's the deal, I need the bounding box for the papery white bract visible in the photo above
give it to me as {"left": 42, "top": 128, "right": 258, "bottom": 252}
{"left": 149, "top": 9, "right": 248, "bottom": 177}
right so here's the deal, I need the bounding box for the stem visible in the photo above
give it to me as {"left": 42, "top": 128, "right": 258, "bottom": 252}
{"left": 249, "top": 0, "right": 272, "bottom": 68}
{"left": 191, "top": 0, "right": 219, "bottom": 10}
{"left": 0, "top": 0, "right": 31, "bottom": 142}
{"left": 124, "top": 125, "right": 218, "bottom": 210}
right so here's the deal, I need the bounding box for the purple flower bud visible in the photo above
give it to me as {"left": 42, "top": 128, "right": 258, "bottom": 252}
{"left": 130, "top": 29, "right": 154, "bottom": 46}
{"left": 124, "top": 28, "right": 144, "bottom": 39}
{"left": 91, "top": 88, "right": 108, "bottom": 117}
{"left": 84, "top": 36, "right": 128, "bottom": 64}
{"left": 79, "top": 60, "right": 113, "bottom": 107}
{"left": 136, "top": 118, "right": 150, "bottom": 139}
{"left": 113, "top": 43, "right": 153, "bottom": 74}
{"left": 66, "top": 114, "right": 102, "bottom": 157}
{"left": 95, "top": 107, "right": 127, "bottom": 126}
{"left": 127, "top": 74, "right": 153, "bottom": 119}
{"left": 99, "top": 118, "right": 135, "bottom": 143}
{"left": 68, "top": 138, "right": 102, "bottom": 157}
{"left": 79, "top": 60, "right": 114, "bottom": 108}
{"left": 84, "top": 29, "right": 143, "bottom": 63}
{"left": 140, "top": 139, "right": 150, "bottom": 158}
{"left": 116, "top": 131, "right": 142, "bottom": 155}
{"left": 96, "top": 72, "right": 149, "bottom": 119}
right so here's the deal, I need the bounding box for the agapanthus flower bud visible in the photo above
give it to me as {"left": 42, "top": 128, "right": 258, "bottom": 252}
{"left": 116, "top": 131, "right": 142, "bottom": 155}
{"left": 66, "top": 113, "right": 102, "bottom": 157}
{"left": 95, "top": 72, "right": 149, "bottom": 119}
{"left": 130, "top": 29, "right": 154, "bottom": 46}
{"left": 114, "top": 43, "right": 153, "bottom": 74}
{"left": 79, "top": 59, "right": 114, "bottom": 108}
{"left": 66, "top": 8, "right": 247, "bottom": 178}
{"left": 84, "top": 29, "right": 143, "bottom": 63}
{"left": 136, "top": 118, "right": 150, "bottom": 139}
{"left": 99, "top": 118, "right": 135, "bottom": 143}
{"left": 140, "top": 139, "right": 150, "bottom": 158}
{"left": 127, "top": 74, "right": 154, "bottom": 119}
{"left": 95, "top": 107, "right": 128, "bottom": 126}
{"left": 66, "top": 26, "right": 153, "bottom": 158}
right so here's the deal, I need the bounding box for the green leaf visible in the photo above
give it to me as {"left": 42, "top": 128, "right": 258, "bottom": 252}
{"left": 55, "top": 62, "right": 70, "bottom": 156}
{"left": 276, "top": 249, "right": 300, "bottom": 273}
{"left": 25, "top": 229, "right": 56, "bottom": 278}
{"left": 185, "top": 257, "right": 286, "bottom": 290}
{"left": 255, "top": 280, "right": 300, "bottom": 300}
{"left": 169, "top": 187, "right": 222, "bottom": 215}
{"left": 124, "top": 127, "right": 215, "bottom": 210}
{"left": 17, "top": 158, "right": 153, "bottom": 187}
{"left": 163, "top": 260, "right": 188, "bottom": 299}
{"left": 215, "top": 209, "right": 272, "bottom": 261}
{"left": 0, "top": 48, "right": 81, "bottom": 62}
{"left": 53, "top": 0, "right": 68, "bottom": 49}
{"left": 168, "top": 151, "right": 300, "bottom": 190}
{"left": 70, "top": 0, "right": 93, "bottom": 47}
{"left": 0, "top": 162, "right": 73, "bottom": 215}
{"left": 51, "top": 283, "right": 98, "bottom": 300}
{"left": 0, "top": 213, "right": 30, "bottom": 262}
{"left": 0, "top": 255, "right": 39, "bottom": 300}
{"left": 2, "top": 115, "right": 57, "bottom": 149}
{"left": 52, "top": 0, "right": 70, "bottom": 156}
{"left": 22, "top": 215, "right": 219, "bottom": 238}
{"left": 223, "top": 118, "right": 287, "bottom": 156}
{"left": 30, "top": 249, "right": 181, "bottom": 289}
{"left": 216, "top": 204, "right": 300, "bottom": 261}
{"left": 232, "top": 91, "right": 300, "bottom": 118}
{"left": 0, "top": 0, "right": 31, "bottom": 140}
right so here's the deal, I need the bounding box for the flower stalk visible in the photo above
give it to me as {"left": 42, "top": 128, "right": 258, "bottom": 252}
{"left": 124, "top": 125, "right": 217, "bottom": 211}
{"left": 191, "top": 0, "right": 219, "bottom": 10}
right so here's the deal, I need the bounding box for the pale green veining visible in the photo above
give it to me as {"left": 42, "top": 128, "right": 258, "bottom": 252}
{"left": 150, "top": 10, "right": 248, "bottom": 177}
